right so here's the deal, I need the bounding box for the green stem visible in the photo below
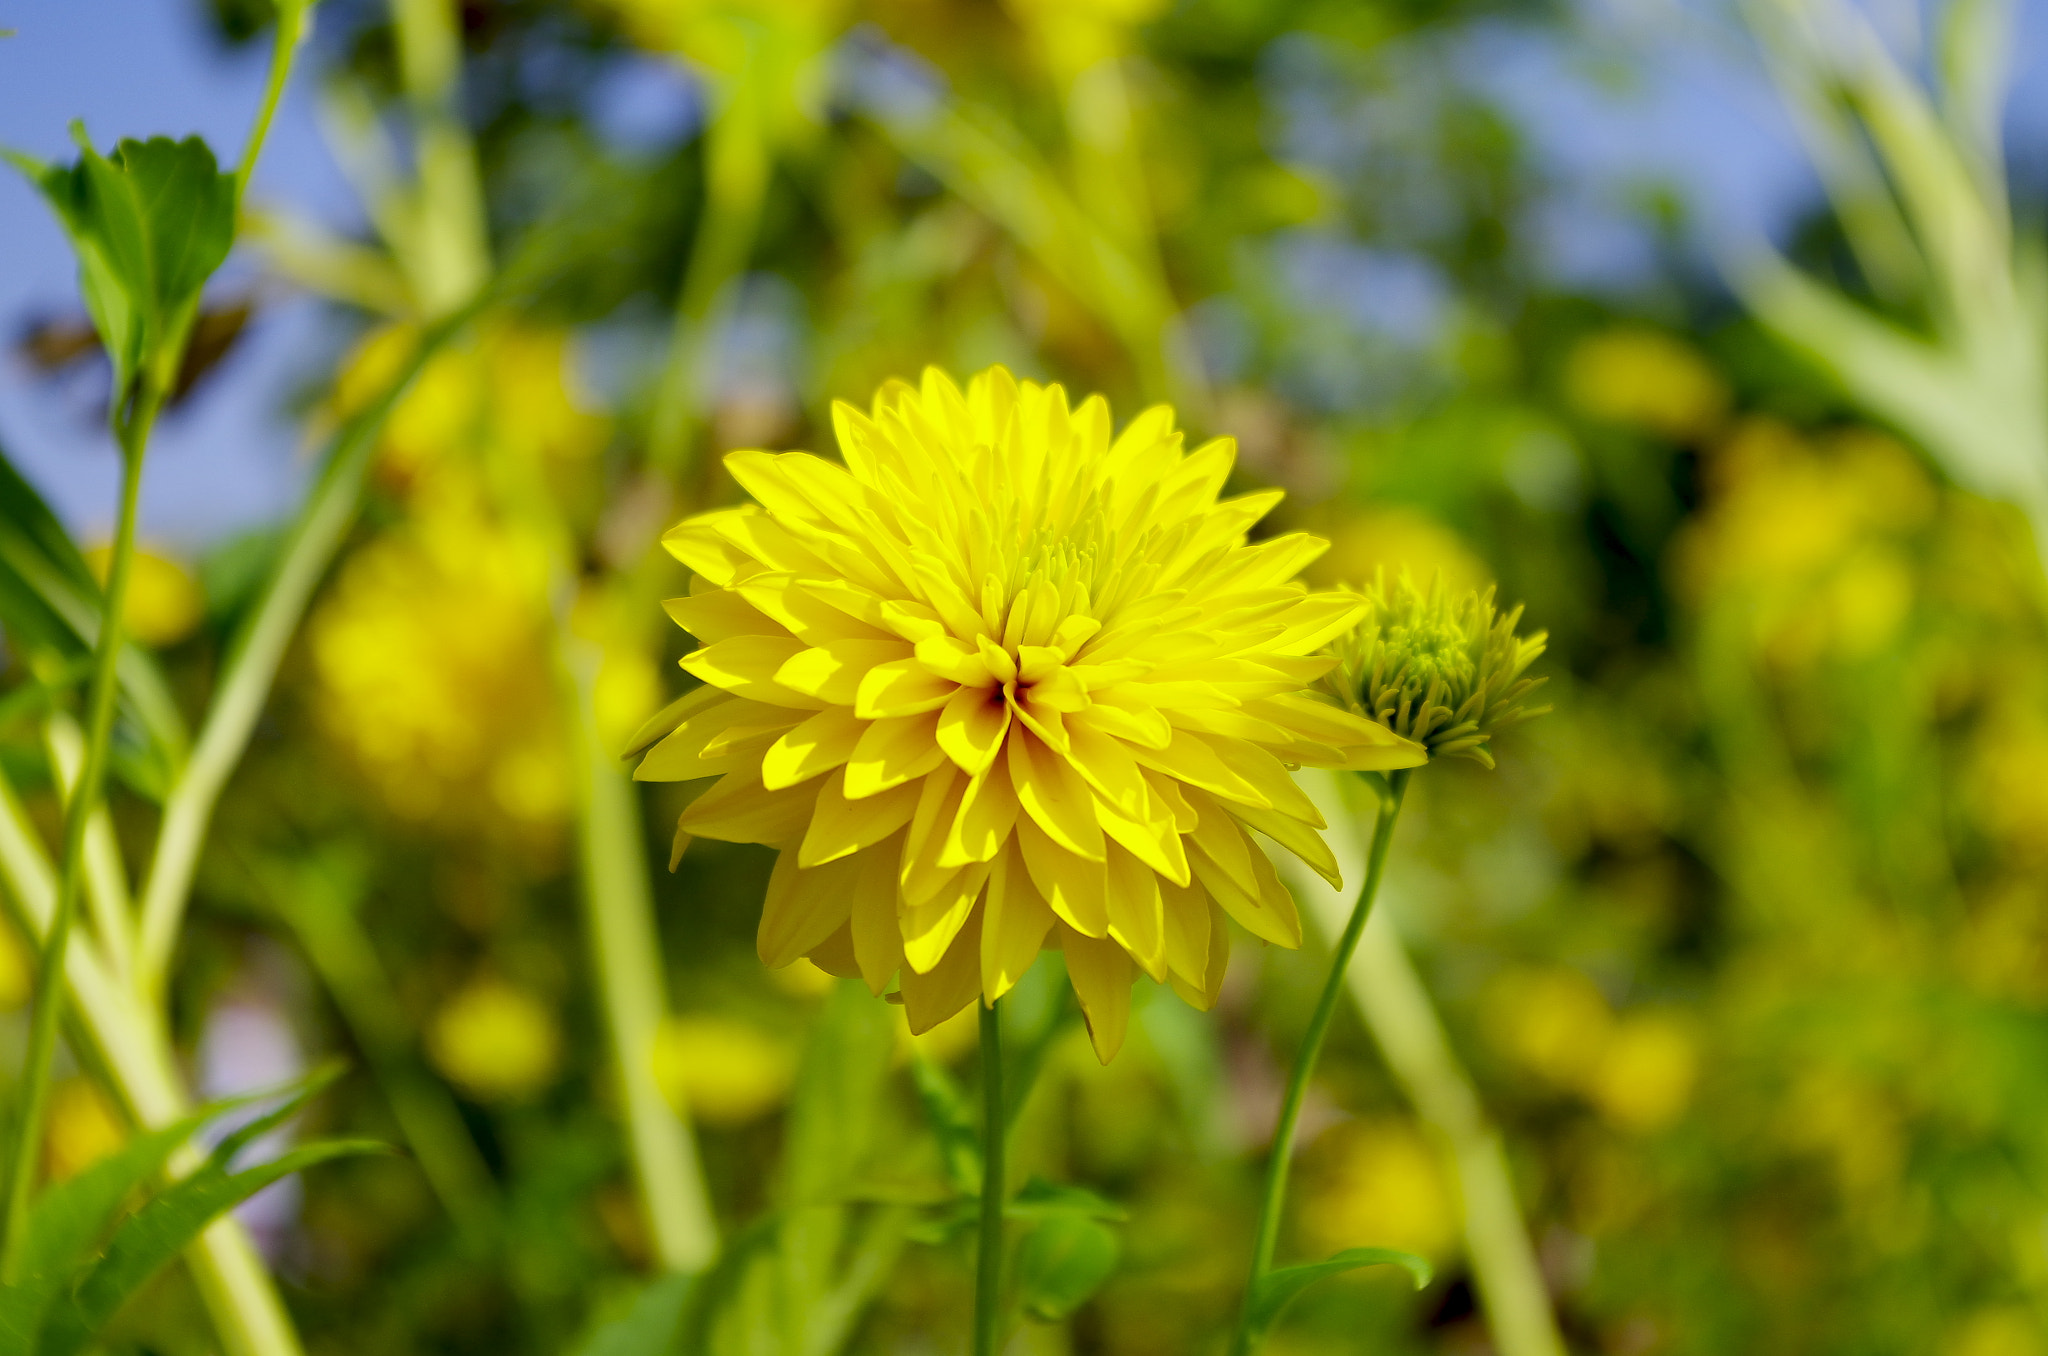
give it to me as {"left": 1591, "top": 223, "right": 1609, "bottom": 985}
{"left": 975, "top": 998, "right": 1005, "bottom": 1356}
{"left": 1, "top": 385, "right": 159, "bottom": 1273}
{"left": 563, "top": 634, "right": 718, "bottom": 1272}
{"left": 234, "top": 0, "right": 309, "bottom": 204}
{"left": 648, "top": 71, "right": 769, "bottom": 474}
{"left": 1230, "top": 768, "right": 1410, "bottom": 1356}
{"left": 135, "top": 301, "right": 483, "bottom": 991}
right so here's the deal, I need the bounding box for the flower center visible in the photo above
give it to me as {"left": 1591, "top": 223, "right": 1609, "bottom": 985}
{"left": 1383, "top": 617, "right": 1475, "bottom": 692}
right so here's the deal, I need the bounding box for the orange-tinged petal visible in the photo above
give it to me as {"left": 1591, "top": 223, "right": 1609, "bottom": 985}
{"left": 936, "top": 684, "right": 1010, "bottom": 775}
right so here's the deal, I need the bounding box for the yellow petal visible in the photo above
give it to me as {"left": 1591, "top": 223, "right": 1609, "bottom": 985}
{"left": 981, "top": 846, "right": 1053, "bottom": 1001}
{"left": 680, "top": 768, "right": 822, "bottom": 846}
{"left": 758, "top": 849, "right": 859, "bottom": 968}
{"left": 941, "top": 762, "right": 1020, "bottom": 867}
{"left": 637, "top": 700, "right": 798, "bottom": 782}
{"left": 762, "top": 706, "right": 866, "bottom": 790}
{"left": 1160, "top": 875, "right": 1210, "bottom": 990}
{"left": 1131, "top": 728, "right": 1268, "bottom": 808}
{"left": 799, "top": 769, "right": 921, "bottom": 867}
{"left": 663, "top": 587, "right": 787, "bottom": 644}
{"left": 849, "top": 836, "right": 906, "bottom": 994}
{"left": 903, "top": 860, "right": 992, "bottom": 973}
{"left": 936, "top": 685, "right": 1011, "bottom": 774}
{"left": 844, "top": 712, "right": 946, "bottom": 798}
{"left": 680, "top": 636, "right": 827, "bottom": 709}
{"left": 1233, "top": 802, "right": 1342, "bottom": 891}
{"left": 776, "top": 638, "right": 915, "bottom": 705}
{"left": 900, "top": 909, "right": 983, "bottom": 1035}
{"left": 856, "top": 659, "right": 957, "bottom": 719}
{"left": 1009, "top": 732, "right": 1105, "bottom": 861}
{"left": 1104, "top": 845, "right": 1166, "bottom": 982}
{"left": 1060, "top": 924, "right": 1134, "bottom": 1063}
{"left": 1016, "top": 815, "right": 1108, "bottom": 937}
{"left": 1168, "top": 900, "right": 1231, "bottom": 1012}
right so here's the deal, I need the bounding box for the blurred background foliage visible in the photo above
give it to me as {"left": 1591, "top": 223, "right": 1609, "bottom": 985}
{"left": 7, "top": 0, "right": 2048, "bottom": 1353}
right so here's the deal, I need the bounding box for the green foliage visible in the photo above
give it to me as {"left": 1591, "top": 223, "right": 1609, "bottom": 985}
{"left": 0, "top": 439, "right": 186, "bottom": 795}
{"left": 5, "top": 131, "right": 235, "bottom": 402}
{"left": 0, "top": 1068, "right": 384, "bottom": 1356}
{"left": 1240, "top": 1248, "right": 1433, "bottom": 1344}
{"left": 1014, "top": 1216, "right": 1120, "bottom": 1322}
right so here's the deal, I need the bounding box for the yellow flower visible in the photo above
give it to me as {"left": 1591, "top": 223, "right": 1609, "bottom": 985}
{"left": 84, "top": 545, "right": 204, "bottom": 648}
{"left": 1297, "top": 1119, "right": 1458, "bottom": 1263}
{"left": 651, "top": 1014, "right": 797, "bottom": 1126}
{"left": 43, "top": 1077, "right": 124, "bottom": 1182}
{"left": 634, "top": 365, "right": 1424, "bottom": 1060}
{"left": 1329, "top": 570, "right": 1548, "bottom": 767}
{"left": 1586, "top": 1010, "right": 1699, "bottom": 1133}
{"left": 427, "top": 977, "right": 564, "bottom": 1103}
{"left": 1565, "top": 327, "right": 1728, "bottom": 441}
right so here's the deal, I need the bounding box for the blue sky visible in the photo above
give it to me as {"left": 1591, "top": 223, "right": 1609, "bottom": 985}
{"left": 2, "top": 0, "right": 2044, "bottom": 550}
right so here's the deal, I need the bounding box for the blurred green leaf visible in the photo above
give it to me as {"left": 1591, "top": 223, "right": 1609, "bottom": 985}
{"left": 1007, "top": 1177, "right": 1127, "bottom": 1223}
{"left": 906, "top": 1053, "right": 980, "bottom": 1198}
{"left": 1015, "top": 1215, "right": 1120, "bottom": 1322}
{"left": 1244, "top": 1248, "right": 1433, "bottom": 1342}
{"left": 570, "top": 1274, "right": 694, "bottom": 1356}
{"left": 0, "top": 437, "right": 190, "bottom": 788}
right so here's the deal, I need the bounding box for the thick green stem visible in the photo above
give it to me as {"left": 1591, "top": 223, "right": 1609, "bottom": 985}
{"left": 1230, "top": 768, "right": 1409, "bottom": 1356}
{"left": 975, "top": 998, "right": 1005, "bottom": 1356}
{"left": 1, "top": 388, "right": 158, "bottom": 1272}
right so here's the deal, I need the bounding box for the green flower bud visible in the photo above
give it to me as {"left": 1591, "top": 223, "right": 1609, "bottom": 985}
{"left": 1330, "top": 570, "right": 1549, "bottom": 768}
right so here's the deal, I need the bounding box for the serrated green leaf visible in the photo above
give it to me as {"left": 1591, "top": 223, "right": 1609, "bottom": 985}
{"left": 1244, "top": 1247, "right": 1433, "bottom": 1340}
{"left": 907, "top": 1052, "right": 981, "bottom": 1196}
{"left": 1016, "top": 1215, "right": 1119, "bottom": 1322}
{"left": 38, "top": 1138, "right": 389, "bottom": 1356}
{"left": 0, "top": 1106, "right": 217, "bottom": 1356}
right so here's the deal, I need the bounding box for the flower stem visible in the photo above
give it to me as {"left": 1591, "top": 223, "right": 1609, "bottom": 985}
{"left": 0, "top": 384, "right": 160, "bottom": 1274}
{"left": 975, "top": 997, "right": 1005, "bottom": 1356}
{"left": 1230, "top": 768, "right": 1410, "bottom": 1356}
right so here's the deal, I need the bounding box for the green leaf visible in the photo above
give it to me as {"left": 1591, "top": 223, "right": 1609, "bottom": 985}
{"left": 0, "top": 1106, "right": 217, "bottom": 1356}
{"left": 907, "top": 1052, "right": 980, "bottom": 1196}
{"left": 1015, "top": 1215, "right": 1120, "bottom": 1322}
{"left": 0, "top": 436, "right": 190, "bottom": 784}
{"left": 569, "top": 1274, "right": 694, "bottom": 1356}
{"left": 5, "top": 131, "right": 234, "bottom": 396}
{"left": 1243, "top": 1248, "right": 1434, "bottom": 1341}
{"left": 38, "top": 1138, "right": 388, "bottom": 1356}
{"left": 1006, "top": 1177, "right": 1128, "bottom": 1224}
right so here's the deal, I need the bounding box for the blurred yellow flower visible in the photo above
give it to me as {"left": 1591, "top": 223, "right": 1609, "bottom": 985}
{"left": 635, "top": 365, "right": 1424, "bottom": 1060}
{"left": 1565, "top": 327, "right": 1728, "bottom": 441}
{"left": 43, "top": 1077, "right": 124, "bottom": 1182}
{"left": 1482, "top": 965, "right": 1613, "bottom": 1087}
{"left": 1586, "top": 1011, "right": 1699, "bottom": 1133}
{"left": 1306, "top": 504, "right": 1486, "bottom": 595}
{"left": 1946, "top": 1308, "right": 2044, "bottom": 1356}
{"left": 651, "top": 1014, "right": 797, "bottom": 1126}
{"left": 1297, "top": 1119, "right": 1458, "bottom": 1262}
{"left": 308, "top": 478, "right": 569, "bottom": 832}
{"left": 1004, "top": 0, "right": 1171, "bottom": 76}
{"left": 335, "top": 323, "right": 608, "bottom": 493}
{"left": 427, "top": 977, "right": 564, "bottom": 1103}
{"left": 84, "top": 545, "right": 203, "bottom": 648}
